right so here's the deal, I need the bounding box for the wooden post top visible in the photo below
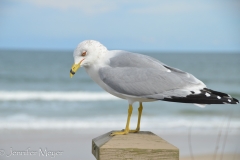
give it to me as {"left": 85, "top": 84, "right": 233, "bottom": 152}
{"left": 92, "top": 131, "right": 179, "bottom": 160}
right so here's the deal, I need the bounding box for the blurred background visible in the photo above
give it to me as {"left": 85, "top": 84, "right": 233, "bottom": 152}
{"left": 0, "top": 0, "right": 240, "bottom": 160}
{"left": 1, "top": 0, "right": 240, "bottom": 51}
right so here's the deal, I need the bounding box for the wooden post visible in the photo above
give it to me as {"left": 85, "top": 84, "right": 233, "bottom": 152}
{"left": 92, "top": 131, "right": 179, "bottom": 160}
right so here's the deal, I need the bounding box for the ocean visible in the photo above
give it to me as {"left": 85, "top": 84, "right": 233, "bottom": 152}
{"left": 0, "top": 50, "right": 239, "bottom": 133}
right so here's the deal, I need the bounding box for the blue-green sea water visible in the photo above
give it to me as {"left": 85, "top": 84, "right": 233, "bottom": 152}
{"left": 0, "top": 50, "right": 239, "bottom": 133}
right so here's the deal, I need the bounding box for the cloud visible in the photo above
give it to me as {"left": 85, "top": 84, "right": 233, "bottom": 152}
{"left": 20, "top": 0, "right": 119, "bottom": 14}
{"left": 11, "top": 0, "right": 240, "bottom": 16}
{"left": 130, "top": 1, "right": 212, "bottom": 14}
{"left": 130, "top": 0, "right": 240, "bottom": 15}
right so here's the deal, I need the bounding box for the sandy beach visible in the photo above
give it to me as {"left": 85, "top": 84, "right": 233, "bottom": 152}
{"left": 0, "top": 128, "right": 239, "bottom": 160}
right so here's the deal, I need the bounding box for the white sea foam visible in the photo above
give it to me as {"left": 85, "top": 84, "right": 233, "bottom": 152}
{"left": 0, "top": 91, "right": 119, "bottom": 101}
{"left": 1, "top": 115, "right": 239, "bottom": 134}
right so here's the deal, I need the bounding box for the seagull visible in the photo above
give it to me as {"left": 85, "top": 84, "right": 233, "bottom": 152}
{"left": 70, "top": 40, "right": 239, "bottom": 136}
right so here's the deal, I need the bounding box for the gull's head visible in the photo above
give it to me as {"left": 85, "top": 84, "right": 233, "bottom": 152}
{"left": 70, "top": 40, "right": 107, "bottom": 78}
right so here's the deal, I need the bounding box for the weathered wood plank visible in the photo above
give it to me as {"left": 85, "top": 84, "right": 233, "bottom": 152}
{"left": 92, "top": 131, "right": 179, "bottom": 160}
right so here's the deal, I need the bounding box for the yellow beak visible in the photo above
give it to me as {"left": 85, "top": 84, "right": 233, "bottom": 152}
{"left": 70, "top": 59, "right": 84, "bottom": 78}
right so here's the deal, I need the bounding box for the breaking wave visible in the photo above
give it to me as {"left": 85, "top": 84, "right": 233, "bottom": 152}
{"left": 0, "top": 91, "right": 119, "bottom": 101}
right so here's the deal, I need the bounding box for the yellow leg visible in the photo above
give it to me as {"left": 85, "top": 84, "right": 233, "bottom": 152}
{"left": 110, "top": 104, "right": 133, "bottom": 136}
{"left": 130, "top": 102, "right": 143, "bottom": 133}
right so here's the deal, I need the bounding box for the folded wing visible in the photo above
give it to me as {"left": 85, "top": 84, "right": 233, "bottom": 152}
{"left": 99, "top": 52, "right": 205, "bottom": 100}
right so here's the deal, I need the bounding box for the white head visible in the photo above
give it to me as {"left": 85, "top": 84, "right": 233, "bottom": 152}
{"left": 70, "top": 40, "right": 107, "bottom": 77}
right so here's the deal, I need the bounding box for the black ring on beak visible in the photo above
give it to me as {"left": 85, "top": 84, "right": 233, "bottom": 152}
{"left": 70, "top": 69, "right": 75, "bottom": 75}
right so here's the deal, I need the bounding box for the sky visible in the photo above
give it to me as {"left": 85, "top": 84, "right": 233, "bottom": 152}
{"left": 0, "top": 0, "right": 240, "bottom": 52}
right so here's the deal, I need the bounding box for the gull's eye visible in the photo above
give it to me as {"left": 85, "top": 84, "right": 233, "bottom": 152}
{"left": 81, "top": 51, "right": 87, "bottom": 56}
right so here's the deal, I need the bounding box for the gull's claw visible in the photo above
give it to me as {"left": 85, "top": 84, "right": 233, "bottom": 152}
{"left": 129, "top": 128, "right": 140, "bottom": 133}
{"left": 110, "top": 130, "right": 129, "bottom": 136}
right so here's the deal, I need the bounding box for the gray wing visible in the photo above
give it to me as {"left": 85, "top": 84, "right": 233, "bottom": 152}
{"left": 99, "top": 51, "right": 204, "bottom": 99}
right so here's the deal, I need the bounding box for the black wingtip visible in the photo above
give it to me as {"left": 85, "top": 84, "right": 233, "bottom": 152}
{"left": 233, "top": 97, "right": 239, "bottom": 104}
{"left": 162, "top": 88, "right": 239, "bottom": 105}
